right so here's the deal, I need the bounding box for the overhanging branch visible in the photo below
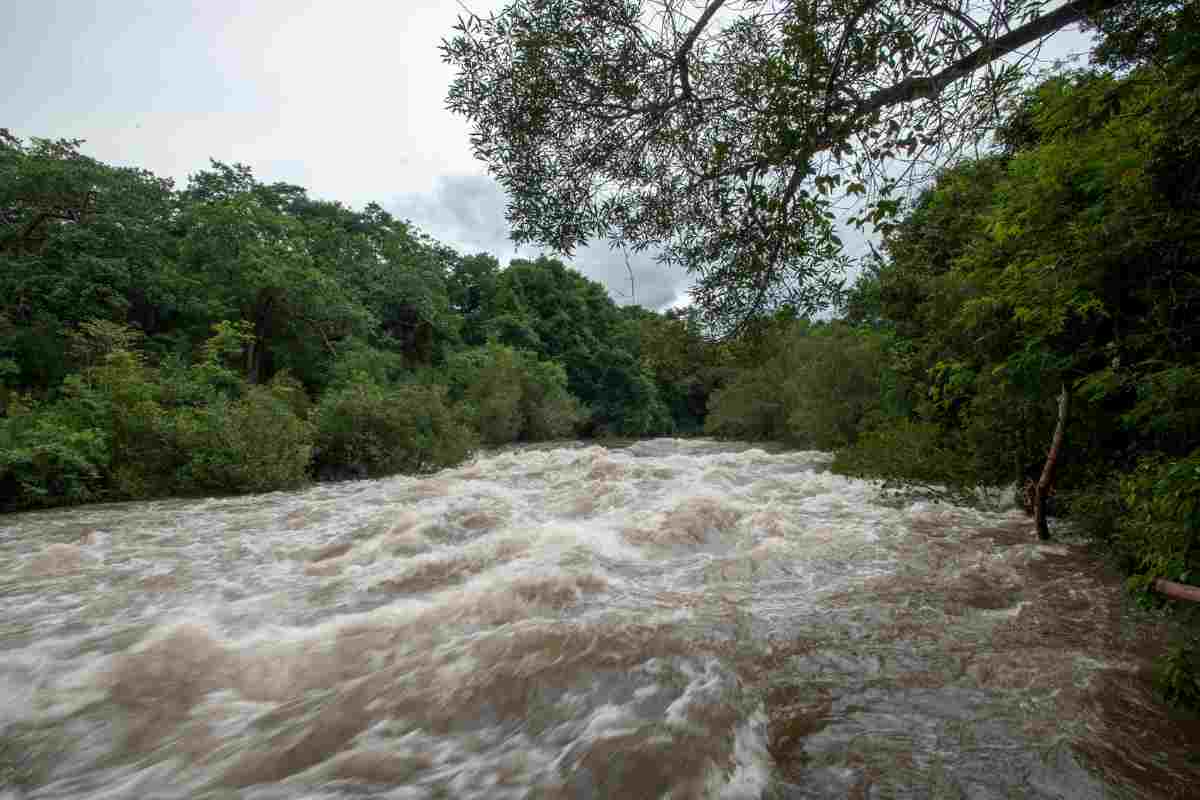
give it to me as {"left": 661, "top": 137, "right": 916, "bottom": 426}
{"left": 852, "top": 0, "right": 1111, "bottom": 118}
{"left": 675, "top": 0, "right": 728, "bottom": 98}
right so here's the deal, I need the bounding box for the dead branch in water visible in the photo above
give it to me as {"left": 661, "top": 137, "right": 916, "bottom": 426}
{"left": 1035, "top": 385, "right": 1069, "bottom": 541}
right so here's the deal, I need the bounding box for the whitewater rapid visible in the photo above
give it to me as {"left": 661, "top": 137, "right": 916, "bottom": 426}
{"left": 1, "top": 439, "right": 1196, "bottom": 798}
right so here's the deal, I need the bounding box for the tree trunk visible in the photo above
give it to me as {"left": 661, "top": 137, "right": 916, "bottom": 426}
{"left": 246, "top": 290, "right": 277, "bottom": 385}
{"left": 1034, "top": 385, "right": 1070, "bottom": 541}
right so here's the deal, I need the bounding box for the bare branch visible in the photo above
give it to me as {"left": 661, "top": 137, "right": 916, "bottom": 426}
{"left": 852, "top": 0, "right": 1100, "bottom": 118}
{"left": 675, "top": 0, "right": 729, "bottom": 98}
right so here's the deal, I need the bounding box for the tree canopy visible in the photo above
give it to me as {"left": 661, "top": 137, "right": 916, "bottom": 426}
{"left": 442, "top": 0, "right": 1132, "bottom": 330}
{"left": 1, "top": 131, "right": 729, "bottom": 509}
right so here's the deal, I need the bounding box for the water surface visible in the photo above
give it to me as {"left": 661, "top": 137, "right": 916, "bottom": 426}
{"left": 1, "top": 439, "right": 1196, "bottom": 798}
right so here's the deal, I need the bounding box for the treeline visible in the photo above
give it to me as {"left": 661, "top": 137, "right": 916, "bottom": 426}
{"left": 708, "top": 32, "right": 1200, "bottom": 633}
{"left": 0, "top": 135, "right": 728, "bottom": 511}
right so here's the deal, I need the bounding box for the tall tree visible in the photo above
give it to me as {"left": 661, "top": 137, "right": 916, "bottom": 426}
{"left": 442, "top": 0, "right": 1126, "bottom": 331}
{"left": 0, "top": 130, "right": 178, "bottom": 388}
{"left": 178, "top": 163, "right": 370, "bottom": 384}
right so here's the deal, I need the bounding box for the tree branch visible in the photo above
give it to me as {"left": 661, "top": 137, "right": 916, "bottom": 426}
{"left": 675, "top": 0, "right": 728, "bottom": 99}
{"left": 851, "top": 0, "right": 1107, "bottom": 120}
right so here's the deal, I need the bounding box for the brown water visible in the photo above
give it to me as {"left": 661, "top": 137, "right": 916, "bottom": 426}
{"left": 1, "top": 439, "right": 1197, "bottom": 798}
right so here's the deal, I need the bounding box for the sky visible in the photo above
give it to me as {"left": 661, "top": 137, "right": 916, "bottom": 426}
{"left": 2, "top": 1, "right": 1098, "bottom": 311}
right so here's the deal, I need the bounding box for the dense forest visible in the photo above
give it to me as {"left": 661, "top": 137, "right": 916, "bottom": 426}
{"left": 0, "top": 131, "right": 733, "bottom": 510}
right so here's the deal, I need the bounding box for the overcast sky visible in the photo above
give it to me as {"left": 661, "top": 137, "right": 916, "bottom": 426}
{"left": 2, "top": 1, "right": 1097, "bottom": 311}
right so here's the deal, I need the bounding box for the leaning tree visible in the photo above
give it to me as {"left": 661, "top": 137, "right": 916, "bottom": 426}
{"left": 442, "top": 0, "right": 1131, "bottom": 331}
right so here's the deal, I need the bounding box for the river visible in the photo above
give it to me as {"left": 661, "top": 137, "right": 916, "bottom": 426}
{"left": 1, "top": 439, "right": 1197, "bottom": 798}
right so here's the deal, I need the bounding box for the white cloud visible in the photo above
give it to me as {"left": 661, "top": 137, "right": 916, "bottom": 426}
{"left": 390, "top": 175, "right": 691, "bottom": 310}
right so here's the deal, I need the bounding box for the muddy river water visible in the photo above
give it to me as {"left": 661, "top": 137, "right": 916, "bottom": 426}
{"left": 1, "top": 439, "right": 1198, "bottom": 798}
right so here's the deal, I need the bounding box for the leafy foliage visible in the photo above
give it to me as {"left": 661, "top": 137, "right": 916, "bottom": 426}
{"left": 441, "top": 0, "right": 1125, "bottom": 328}
{"left": 484, "top": 255, "right": 674, "bottom": 436}
{"left": 1115, "top": 452, "right": 1200, "bottom": 586}
{"left": 444, "top": 343, "right": 584, "bottom": 444}
{"left": 172, "top": 380, "right": 314, "bottom": 494}
{"left": 311, "top": 378, "right": 476, "bottom": 479}
{"left": 1155, "top": 640, "right": 1200, "bottom": 711}
{"left": 706, "top": 322, "right": 896, "bottom": 449}
{"left": 1, "top": 131, "right": 724, "bottom": 509}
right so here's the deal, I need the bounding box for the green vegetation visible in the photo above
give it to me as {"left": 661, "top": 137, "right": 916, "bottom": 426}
{"left": 442, "top": 0, "right": 1141, "bottom": 329}
{"left": 3, "top": 0, "right": 1197, "bottom": 704}
{"left": 438, "top": 0, "right": 1200, "bottom": 684}
{"left": 697, "top": 14, "right": 1200, "bottom": 706}
{"left": 0, "top": 130, "right": 719, "bottom": 511}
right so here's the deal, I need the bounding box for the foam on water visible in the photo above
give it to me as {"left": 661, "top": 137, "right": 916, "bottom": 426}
{"left": 1, "top": 439, "right": 1198, "bottom": 798}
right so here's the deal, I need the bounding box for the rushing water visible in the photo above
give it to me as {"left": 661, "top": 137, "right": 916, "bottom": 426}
{"left": 2, "top": 439, "right": 1198, "bottom": 799}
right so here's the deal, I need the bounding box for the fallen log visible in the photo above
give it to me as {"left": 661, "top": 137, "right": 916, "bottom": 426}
{"left": 1154, "top": 578, "right": 1200, "bottom": 604}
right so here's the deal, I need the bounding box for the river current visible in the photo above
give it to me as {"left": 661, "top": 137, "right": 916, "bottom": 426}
{"left": 1, "top": 439, "right": 1197, "bottom": 798}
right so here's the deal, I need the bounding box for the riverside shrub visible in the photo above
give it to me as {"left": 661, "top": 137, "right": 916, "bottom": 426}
{"left": 444, "top": 343, "right": 584, "bottom": 444}
{"left": 706, "top": 322, "right": 894, "bottom": 449}
{"left": 172, "top": 381, "right": 314, "bottom": 494}
{"left": 0, "top": 409, "right": 109, "bottom": 510}
{"left": 312, "top": 377, "right": 475, "bottom": 477}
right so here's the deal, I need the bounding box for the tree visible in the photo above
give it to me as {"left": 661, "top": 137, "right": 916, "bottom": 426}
{"left": 442, "top": 0, "right": 1127, "bottom": 331}
{"left": 0, "top": 130, "right": 178, "bottom": 388}
{"left": 177, "top": 163, "right": 372, "bottom": 385}
{"left": 445, "top": 251, "right": 502, "bottom": 346}
{"left": 485, "top": 255, "right": 673, "bottom": 434}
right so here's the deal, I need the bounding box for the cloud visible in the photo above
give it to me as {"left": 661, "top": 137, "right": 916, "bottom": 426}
{"left": 389, "top": 175, "right": 691, "bottom": 311}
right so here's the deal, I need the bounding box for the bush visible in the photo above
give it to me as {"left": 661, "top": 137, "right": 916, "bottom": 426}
{"left": 171, "top": 379, "right": 314, "bottom": 493}
{"left": 1115, "top": 450, "right": 1200, "bottom": 586}
{"left": 55, "top": 348, "right": 179, "bottom": 498}
{"left": 704, "top": 368, "right": 792, "bottom": 441}
{"left": 833, "top": 419, "right": 973, "bottom": 491}
{"left": 1156, "top": 640, "right": 1200, "bottom": 711}
{"left": 444, "top": 344, "right": 584, "bottom": 445}
{"left": 325, "top": 340, "right": 407, "bottom": 390}
{"left": 312, "top": 376, "right": 475, "bottom": 478}
{"left": 0, "top": 408, "right": 109, "bottom": 510}
{"left": 517, "top": 356, "right": 586, "bottom": 440}
{"left": 706, "top": 323, "right": 897, "bottom": 449}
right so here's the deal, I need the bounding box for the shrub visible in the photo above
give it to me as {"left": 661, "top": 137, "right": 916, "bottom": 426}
{"left": 172, "top": 379, "right": 314, "bottom": 494}
{"left": 326, "top": 340, "right": 407, "bottom": 390}
{"left": 444, "top": 344, "right": 584, "bottom": 444}
{"left": 1115, "top": 450, "right": 1200, "bottom": 586}
{"left": 57, "top": 348, "right": 178, "bottom": 498}
{"left": 834, "top": 419, "right": 973, "bottom": 491}
{"left": 312, "top": 376, "right": 475, "bottom": 477}
{"left": 706, "top": 323, "right": 897, "bottom": 449}
{"left": 704, "top": 369, "right": 793, "bottom": 441}
{"left": 1156, "top": 640, "right": 1200, "bottom": 711}
{"left": 0, "top": 409, "right": 109, "bottom": 510}
{"left": 784, "top": 330, "right": 892, "bottom": 450}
